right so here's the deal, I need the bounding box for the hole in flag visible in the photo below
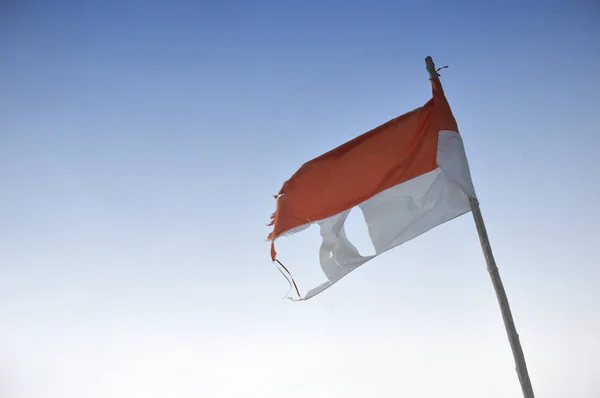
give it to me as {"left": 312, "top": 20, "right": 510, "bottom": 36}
{"left": 344, "top": 208, "right": 376, "bottom": 256}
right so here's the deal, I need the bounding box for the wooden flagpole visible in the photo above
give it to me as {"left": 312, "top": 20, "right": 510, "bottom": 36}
{"left": 425, "top": 56, "right": 535, "bottom": 398}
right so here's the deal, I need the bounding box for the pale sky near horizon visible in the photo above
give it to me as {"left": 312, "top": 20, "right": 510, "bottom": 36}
{"left": 2, "top": 1, "right": 599, "bottom": 397}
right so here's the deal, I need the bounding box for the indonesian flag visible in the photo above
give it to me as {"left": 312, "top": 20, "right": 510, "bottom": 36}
{"left": 267, "top": 75, "right": 477, "bottom": 300}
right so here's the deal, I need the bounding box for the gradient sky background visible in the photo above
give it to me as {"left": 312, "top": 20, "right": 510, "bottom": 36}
{"left": 2, "top": 1, "right": 599, "bottom": 397}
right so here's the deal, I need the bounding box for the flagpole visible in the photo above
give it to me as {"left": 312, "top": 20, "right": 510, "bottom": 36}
{"left": 425, "top": 56, "right": 535, "bottom": 398}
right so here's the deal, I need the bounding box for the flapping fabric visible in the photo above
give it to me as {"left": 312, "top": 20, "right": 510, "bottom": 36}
{"left": 267, "top": 77, "right": 476, "bottom": 300}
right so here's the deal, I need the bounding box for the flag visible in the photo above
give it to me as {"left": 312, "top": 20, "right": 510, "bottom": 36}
{"left": 267, "top": 75, "right": 477, "bottom": 300}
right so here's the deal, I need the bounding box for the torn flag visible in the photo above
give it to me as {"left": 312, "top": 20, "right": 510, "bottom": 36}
{"left": 267, "top": 75, "right": 476, "bottom": 300}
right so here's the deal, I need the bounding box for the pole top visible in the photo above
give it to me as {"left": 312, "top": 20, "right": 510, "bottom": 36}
{"left": 425, "top": 56, "right": 439, "bottom": 78}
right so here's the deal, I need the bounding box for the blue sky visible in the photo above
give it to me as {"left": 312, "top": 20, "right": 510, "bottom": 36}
{"left": 1, "top": 1, "right": 599, "bottom": 397}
